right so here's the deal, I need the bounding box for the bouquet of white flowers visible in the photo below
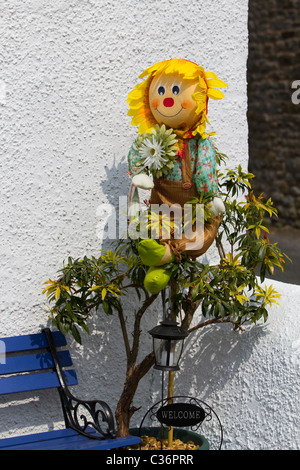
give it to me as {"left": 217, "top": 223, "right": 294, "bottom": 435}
{"left": 136, "top": 124, "right": 178, "bottom": 178}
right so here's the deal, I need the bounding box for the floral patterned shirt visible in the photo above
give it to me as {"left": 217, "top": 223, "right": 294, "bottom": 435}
{"left": 127, "top": 135, "right": 219, "bottom": 195}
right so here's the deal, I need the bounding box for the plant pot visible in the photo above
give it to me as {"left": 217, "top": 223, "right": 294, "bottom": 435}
{"left": 130, "top": 426, "right": 209, "bottom": 450}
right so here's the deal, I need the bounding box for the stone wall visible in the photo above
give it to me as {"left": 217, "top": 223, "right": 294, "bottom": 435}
{"left": 247, "top": 0, "right": 300, "bottom": 228}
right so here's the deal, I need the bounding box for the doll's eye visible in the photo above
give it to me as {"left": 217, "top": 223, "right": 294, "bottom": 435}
{"left": 172, "top": 84, "right": 181, "bottom": 95}
{"left": 157, "top": 85, "right": 166, "bottom": 95}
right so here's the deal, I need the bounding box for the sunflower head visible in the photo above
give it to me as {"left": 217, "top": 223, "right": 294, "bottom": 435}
{"left": 127, "top": 58, "right": 227, "bottom": 139}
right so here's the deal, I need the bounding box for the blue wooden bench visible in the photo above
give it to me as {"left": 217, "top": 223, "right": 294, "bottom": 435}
{"left": 0, "top": 328, "right": 140, "bottom": 450}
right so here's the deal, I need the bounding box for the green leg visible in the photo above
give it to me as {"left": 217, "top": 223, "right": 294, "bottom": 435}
{"left": 144, "top": 266, "right": 172, "bottom": 294}
{"left": 138, "top": 239, "right": 167, "bottom": 266}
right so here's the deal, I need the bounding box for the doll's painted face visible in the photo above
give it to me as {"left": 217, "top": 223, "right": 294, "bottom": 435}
{"left": 149, "top": 72, "right": 199, "bottom": 130}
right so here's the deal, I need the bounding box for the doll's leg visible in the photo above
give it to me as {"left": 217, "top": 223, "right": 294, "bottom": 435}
{"left": 143, "top": 266, "right": 172, "bottom": 294}
{"left": 139, "top": 240, "right": 173, "bottom": 294}
{"left": 138, "top": 239, "right": 173, "bottom": 266}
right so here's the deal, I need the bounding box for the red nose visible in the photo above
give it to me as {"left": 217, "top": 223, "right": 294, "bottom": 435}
{"left": 163, "top": 97, "right": 174, "bottom": 107}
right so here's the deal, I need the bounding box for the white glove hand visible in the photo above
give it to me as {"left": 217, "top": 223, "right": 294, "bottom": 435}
{"left": 132, "top": 174, "right": 154, "bottom": 190}
{"left": 208, "top": 197, "right": 225, "bottom": 217}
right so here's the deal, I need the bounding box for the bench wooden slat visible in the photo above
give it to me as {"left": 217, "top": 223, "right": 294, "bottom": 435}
{"left": 0, "top": 350, "right": 73, "bottom": 375}
{"left": 0, "top": 427, "right": 83, "bottom": 448}
{"left": 0, "top": 369, "right": 78, "bottom": 395}
{"left": 1, "top": 331, "right": 66, "bottom": 353}
{"left": 12, "top": 435, "right": 140, "bottom": 450}
{"left": 0, "top": 427, "right": 140, "bottom": 450}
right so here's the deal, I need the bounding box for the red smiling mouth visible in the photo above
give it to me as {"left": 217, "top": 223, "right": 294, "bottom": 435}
{"left": 155, "top": 106, "right": 183, "bottom": 118}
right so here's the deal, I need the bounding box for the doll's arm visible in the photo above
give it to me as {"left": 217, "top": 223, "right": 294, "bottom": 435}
{"left": 195, "top": 138, "right": 225, "bottom": 216}
{"left": 127, "top": 139, "right": 154, "bottom": 189}
{"left": 195, "top": 138, "right": 219, "bottom": 194}
{"left": 207, "top": 196, "right": 225, "bottom": 217}
{"left": 132, "top": 173, "right": 154, "bottom": 189}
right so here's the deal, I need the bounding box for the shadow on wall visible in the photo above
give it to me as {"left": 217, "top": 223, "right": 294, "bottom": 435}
{"left": 97, "top": 154, "right": 133, "bottom": 253}
{"left": 99, "top": 155, "right": 129, "bottom": 208}
{"left": 0, "top": 388, "right": 68, "bottom": 437}
{"left": 177, "top": 321, "right": 269, "bottom": 401}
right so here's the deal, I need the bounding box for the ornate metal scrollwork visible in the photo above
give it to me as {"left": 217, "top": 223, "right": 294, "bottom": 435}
{"left": 43, "top": 328, "right": 116, "bottom": 440}
{"left": 139, "top": 395, "right": 223, "bottom": 450}
{"left": 59, "top": 393, "right": 116, "bottom": 439}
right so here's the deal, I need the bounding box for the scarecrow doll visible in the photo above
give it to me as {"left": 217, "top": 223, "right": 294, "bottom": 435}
{"left": 126, "top": 59, "right": 227, "bottom": 294}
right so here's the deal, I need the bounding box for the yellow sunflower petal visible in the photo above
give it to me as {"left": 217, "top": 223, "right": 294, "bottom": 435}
{"left": 198, "top": 122, "right": 206, "bottom": 134}
{"left": 195, "top": 102, "right": 206, "bottom": 115}
{"left": 127, "top": 87, "right": 144, "bottom": 101}
{"left": 138, "top": 120, "right": 154, "bottom": 134}
{"left": 207, "top": 88, "right": 225, "bottom": 100}
{"left": 127, "top": 105, "right": 142, "bottom": 116}
{"left": 204, "top": 71, "right": 220, "bottom": 80}
{"left": 192, "top": 91, "right": 206, "bottom": 101}
{"left": 206, "top": 78, "right": 228, "bottom": 88}
{"left": 198, "top": 76, "right": 207, "bottom": 89}
{"left": 131, "top": 114, "right": 144, "bottom": 126}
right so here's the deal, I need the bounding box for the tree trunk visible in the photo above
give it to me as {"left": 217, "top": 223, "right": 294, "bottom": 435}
{"left": 114, "top": 288, "right": 200, "bottom": 437}
{"left": 115, "top": 352, "right": 155, "bottom": 437}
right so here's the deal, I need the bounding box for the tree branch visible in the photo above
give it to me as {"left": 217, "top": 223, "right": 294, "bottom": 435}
{"left": 188, "top": 316, "right": 232, "bottom": 334}
{"left": 181, "top": 271, "right": 201, "bottom": 331}
{"left": 215, "top": 234, "right": 226, "bottom": 259}
{"left": 134, "top": 350, "right": 156, "bottom": 382}
{"left": 130, "top": 293, "right": 158, "bottom": 367}
{"left": 114, "top": 301, "right": 131, "bottom": 361}
{"left": 122, "top": 283, "right": 150, "bottom": 300}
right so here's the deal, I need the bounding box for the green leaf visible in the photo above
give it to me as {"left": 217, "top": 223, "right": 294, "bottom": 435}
{"left": 71, "top": 325, "right": 82, "bottom": 344}
{"left": 58, "top": 319, "right": 69, "bottom": 336}
{"left": 80, "top": 323, "right": 90, "bottom": 335}
{"left": 102, "top": 299, "right": 112, "bottom": 315}
{"left": 55, "top": 287, "right": 61, "bottom": 301}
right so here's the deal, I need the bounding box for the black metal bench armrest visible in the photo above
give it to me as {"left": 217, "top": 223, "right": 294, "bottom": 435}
{"left": 43, "top": 328, "right": 117, "bottom": 439}
{"left": 60, "top": 394, "right": 117, "bottom": 439}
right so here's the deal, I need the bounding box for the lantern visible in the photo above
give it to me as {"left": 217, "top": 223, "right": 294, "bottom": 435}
{"left": 149, "top": 313, "right": 189, "bottom": 371}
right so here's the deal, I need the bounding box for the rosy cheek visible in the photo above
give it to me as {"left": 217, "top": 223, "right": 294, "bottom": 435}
{"left": 182, "top": 99, "right": 194, "bottom": 109}
{"left": 151, "top": 98, "right": 160, "bottom": 109}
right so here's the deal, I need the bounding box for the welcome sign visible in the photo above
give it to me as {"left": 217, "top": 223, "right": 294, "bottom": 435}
{"left": 156, "top": 402, "right": 205, "bottom": 427}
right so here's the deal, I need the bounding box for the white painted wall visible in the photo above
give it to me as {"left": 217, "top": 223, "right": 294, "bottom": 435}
{"left": 1, "top": 0, "right": 298, "bottom": 450}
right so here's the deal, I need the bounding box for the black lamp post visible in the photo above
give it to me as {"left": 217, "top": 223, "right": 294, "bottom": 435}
{"left": 149, "top": 312, "right": 189, "bottom": 371}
